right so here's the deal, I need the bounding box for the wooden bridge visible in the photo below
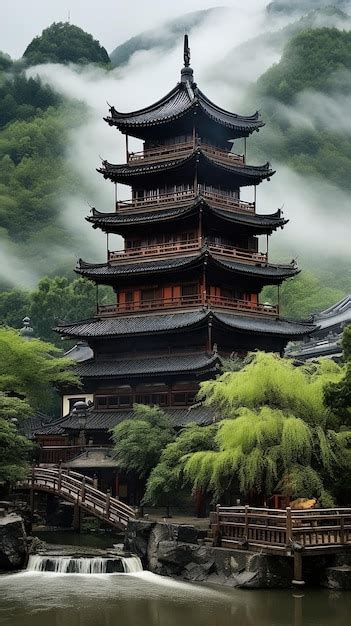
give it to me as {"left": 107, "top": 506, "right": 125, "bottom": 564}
{"left": 19, "top": 466, "right": 136, "bottom": 530}
{"left": 212, "top": 506, "right": 351, "bottom": 583}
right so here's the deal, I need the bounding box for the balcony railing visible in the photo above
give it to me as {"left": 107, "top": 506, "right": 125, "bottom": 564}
{"left": 108, "top": 238, "right": 267, "bottom": 264}
{"left": 117, "top": 185, "right": 255, "bottom": 214}
{"left": 39, "top": 445, "right": 113, "bottom": 465}
{"left": 128, "top": 140, "right": 245, "bottom": 166}
{"left": 98, "top": 296, "right": 278, "bottom": 317}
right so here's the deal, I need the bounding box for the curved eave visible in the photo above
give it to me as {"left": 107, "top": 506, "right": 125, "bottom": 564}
{"left": 55, "top": 308, "right": 314, "bottom": 341}
{"left": 104, "top": 82, "right": 263, "bottom": 135}
{"left": 86, "top": 203, "right": 287, "bottom": 234}
{"left": 98, "top": 149, "right": 275, "bottom": 186}
{"left": 75, "top": 250, "right": 299, "bottom": 284}
{"left": 75, "top": 352, "right": 221, "bottom": 379}
{"left": 55, "top": 310, "right": 210, "bottom": 339}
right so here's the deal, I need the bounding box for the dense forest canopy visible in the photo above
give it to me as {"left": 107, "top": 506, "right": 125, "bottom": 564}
{"left": 23, "top": 22, "right": 110, "bottom": 66}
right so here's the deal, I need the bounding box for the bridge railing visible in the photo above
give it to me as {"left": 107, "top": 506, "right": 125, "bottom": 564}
{"left": 19, "top": 466, "right": 135, "bottom": 529}
{"left": 213, "top": 506, "right": 351, "bottom": 553}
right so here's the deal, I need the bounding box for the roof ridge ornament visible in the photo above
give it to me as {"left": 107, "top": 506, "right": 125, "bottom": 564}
{"left": 184, "top": 34, "right": 190, "bottom": 68}
{"left": 181, "top": 33, "right": 194, "bottom": 85}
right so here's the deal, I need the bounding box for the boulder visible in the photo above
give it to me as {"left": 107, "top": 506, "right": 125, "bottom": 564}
{"left": 0, "top": 513, "right": 28, "bottom": 571}
{"left": 124, "top": 519, "right": 155, "bottom": 560}
{"left": 321, "top": 566, "right": 351, "bottom": 590}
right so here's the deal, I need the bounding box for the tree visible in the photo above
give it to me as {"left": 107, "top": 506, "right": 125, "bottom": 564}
{"left": 0, "top": 326, "right": 79, "bottom": 409}
{"left": 0, "top": 417, "right": 33, "bottom": 483}
{"left": 178, "top": 353, "right": 351, "bottom": 506}
{"left": 324, "top": 324, "right": 351, "bottom": 424}
{"left": 112, "top": 405, "right": 175, "bottom": 481}
{"left": 143, "top": 423, "right": 217, "bottom": 508}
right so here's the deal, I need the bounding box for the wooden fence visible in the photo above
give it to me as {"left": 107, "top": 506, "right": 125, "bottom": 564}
{"left": 213, "top": 506, "right": 351, "bottom": 554}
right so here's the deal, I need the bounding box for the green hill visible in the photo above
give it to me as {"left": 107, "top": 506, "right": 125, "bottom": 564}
{"left": 23, "top": 22, "right": 110, "bottom": 66}
{"left": 266, "top": 0, "right": 349, "bottom": 16}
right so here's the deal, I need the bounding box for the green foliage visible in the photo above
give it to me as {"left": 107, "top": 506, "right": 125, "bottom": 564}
{"left": 0, "top": 326, "right": 79, "bottom": 409}
{"left": 23, "top": 22, "right": 110, "bottom": 66}
{"left": 112, "top": 405, "right": 175, "bottom": 481}
{"left": 28, "top": 276, "right": 97, "bottom": 344}
{"left": 143, "top": 422, "right": 218, "bottom": 506}
{"left": 0, "top": 70, "right": 60, "bottom": 128}
{"left": 262, "top": 272, "right": 345, "bottom": 319}
{"left": 198, "top": 352, "right": 342, "bottom": 425}
{"left": 251, "top": 28, "right": 351, "bottom": 193}
{"left": 181, "top": 353, "right": 350, "bottom": 504}
{"left": 325, "top": 325, "right": 351, "bottom": 424}
{"left": 0, "top": 417, "right": 33, "bottom": 482}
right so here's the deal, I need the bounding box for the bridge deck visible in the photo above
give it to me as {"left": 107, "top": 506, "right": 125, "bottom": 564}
{"left": 19, "top": 466, "right": 136, "bottom": 530}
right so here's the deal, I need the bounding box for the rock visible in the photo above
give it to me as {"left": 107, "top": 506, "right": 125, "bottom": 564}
{"left": 147, "top": 523, "right": 172, "bottom": 573}
{"left": 0, "top": 514, "right": 28, "bottom": 571}
{"left": 321, "top": 566, "right": 351, "bottom": 590}
{"left": 172, "top": 524, "right": 199, "bottom": 544}
{"left": 124, "top": 519, "right": 155, "bottom": 560}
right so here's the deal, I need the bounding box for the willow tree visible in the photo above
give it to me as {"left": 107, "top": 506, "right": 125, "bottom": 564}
{"left": 182, "top": 353, "right": 350, "bottom": 506}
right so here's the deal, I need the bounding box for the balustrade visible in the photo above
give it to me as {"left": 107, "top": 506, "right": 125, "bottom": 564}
{"left": 98, "top": 296, "right": 278, "bottom": 317}
{"left": 128, "top": 139, "right": 245, "bottom": 166}
{"left": 108, "top": 238, "right": 267, "bottom": 264}
{"left": 116, "top": 185, "right": 255, "bottom": 214}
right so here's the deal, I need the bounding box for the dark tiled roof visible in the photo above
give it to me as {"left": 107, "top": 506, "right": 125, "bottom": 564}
{"left": 56, "top": 310, "right": 208, "bottom": 338}
{"left": 105, "top": 82, "right": 263, "bottom": 134}
{"left": 56, "top": 308, "right": 313, "bottom": 340}
{"left": 310, "top": 294, "right": 351, "bottom": 331}
{"left": 19, "top": 412, "right": 52, "bottom": 439}
{"left": 34, "top": 405, "right": 218, "bottom": 435}
{"left": 98, "top": 150, "right": 274, "bottom": 186}
{"left": 212, "top": 255, "right": 299, "bottom": 281}
{"left": 215, "top": 311, "right": 314, "bottom": 337}
{"left": 75, "top": 352, "right": 220, "bottom": 379}
{"left": 76, "top": 254, "right": 200, "bottom": 278}
{"left": 76, "top": 251, "right": 299, "bottom": 282}
{"left": 86, "top": 204, "right": 287, "bottom": 234}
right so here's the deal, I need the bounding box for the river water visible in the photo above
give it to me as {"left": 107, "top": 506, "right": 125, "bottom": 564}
{"left": 0, "top": 568, "right": 350, "bottom": 626}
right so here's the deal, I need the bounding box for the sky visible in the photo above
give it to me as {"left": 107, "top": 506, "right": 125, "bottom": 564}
{"left": 0, "top": 0, "right": 265, "bottom": 59}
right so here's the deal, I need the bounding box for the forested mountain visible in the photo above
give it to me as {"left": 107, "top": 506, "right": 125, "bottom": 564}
{"left": 110, "top": 8, "right": 220, "bottom": 67}
{"left": 266, "top": 0, "right": 350, "bottom": 15}
{"left": 23, "top": 22, "right": 110, "bottom": 66}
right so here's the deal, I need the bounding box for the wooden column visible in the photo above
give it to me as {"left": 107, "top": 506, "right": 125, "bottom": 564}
{"left": 73, "top": 504, "right": 81, "bottom": 532}
{"left": 292, "top": 552, "right": 305, "bottom": 586}
{"left": 244, "top": 136, "right": 247, "bottom": 163}
{"left": 30, "top": 465, "right": 35, "bottom": 517}
{"left": 96, "top": 283, "right": 99, "bottom": 315}
{"left": 207, "top": 317, "right": 213, "bottom": 352}
{"left": 125, "top": 134, "right": 129, "bottom": 162}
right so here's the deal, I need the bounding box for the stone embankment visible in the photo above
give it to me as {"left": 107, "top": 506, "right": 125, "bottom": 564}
{"left": 124, "top": 519, "right": 351, "bottom": 590}
{"left": 0, "top": 513, "right": 28, "bottom": 571}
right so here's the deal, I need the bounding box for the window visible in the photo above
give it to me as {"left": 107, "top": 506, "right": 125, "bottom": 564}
{"left": 96, "top": 396, "right": 132, "bottom": 409}
{"left": 135, "top": 393, "right": 168, "bottom": 406}
{"left": 172, "top": 392, "right": 196, "bottom": 406}
{"left": 141, "top": 288, "right": 156, "bottom": 302}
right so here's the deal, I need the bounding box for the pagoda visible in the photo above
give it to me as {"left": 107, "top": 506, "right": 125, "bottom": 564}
{"left": 52, "top": 36, "right": 313, "bottom": 457}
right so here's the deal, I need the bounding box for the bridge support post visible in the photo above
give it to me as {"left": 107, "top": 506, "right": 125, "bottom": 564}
{"left": 292, "top": 552, "right": 305, "bottom": 586}
{"left": 73, "top": 504, "right": 81, "bottom": 532}
{"left": 29, "top": 465, "right": 35, "bottom": 517}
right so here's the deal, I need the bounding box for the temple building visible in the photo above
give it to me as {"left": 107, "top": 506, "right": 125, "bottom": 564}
{"left": 33, "top": 37, "right": 314, "bottom": 500}
{"left": 286, "top": 294, "right": 351, "bottom": 361}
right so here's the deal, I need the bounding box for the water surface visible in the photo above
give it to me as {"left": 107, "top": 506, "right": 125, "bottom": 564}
{"left": 0, "top": 570, "right": 350, "bottom": 626}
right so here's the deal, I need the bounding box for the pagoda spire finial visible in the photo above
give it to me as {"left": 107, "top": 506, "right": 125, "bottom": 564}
{"left": 184, "top": 34, "right": 190, "bottom": 68}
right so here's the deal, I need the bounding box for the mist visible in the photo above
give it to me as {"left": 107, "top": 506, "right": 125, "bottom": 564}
{"left": 19, "top": 0, "right": 351, "bottom": 287}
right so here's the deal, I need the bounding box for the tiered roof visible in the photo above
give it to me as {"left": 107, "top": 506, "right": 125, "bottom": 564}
{"left": 87, "top": 204, "right": 287, "bottom": 235}
{"left": 56, "top": 309, "right": 314, "bottom": 340}
{"left": 76, "top": 251, "right": 299, "bottom": 285}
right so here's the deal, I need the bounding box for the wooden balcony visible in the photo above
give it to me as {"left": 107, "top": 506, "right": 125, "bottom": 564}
{"left": 128, "top": 140, "right": 245, "bottom": 167}
{"left": 39, "top": 445, "right": 113, "bottom": 465}
{"left": 108, "top": 238, "right": 267, "bottom": 264}
{"left": 98, "top": 296, "right": 278, "bottom": 317}
{"left": 117, "top": 186, "right": 255, "bottom": 214}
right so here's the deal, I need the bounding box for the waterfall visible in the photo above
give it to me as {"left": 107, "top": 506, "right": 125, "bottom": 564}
{"left": 27, "top": 554, "right": 143, "bottom": 574}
